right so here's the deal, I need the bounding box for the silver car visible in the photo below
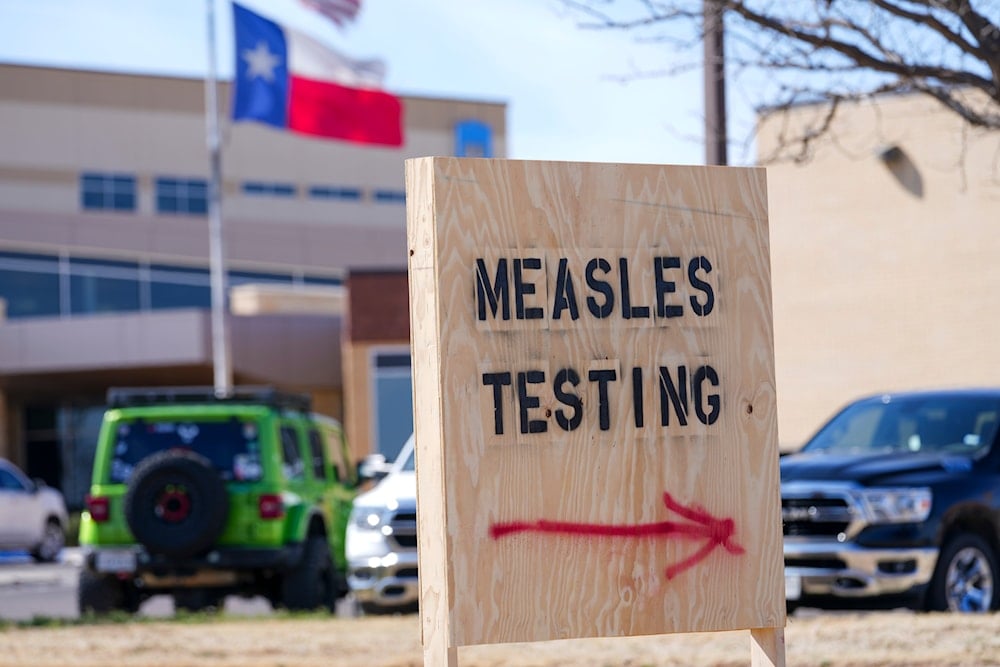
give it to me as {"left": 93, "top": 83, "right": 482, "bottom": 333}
{"left": 0, "top": 458, "right": 68, "bottom": 562}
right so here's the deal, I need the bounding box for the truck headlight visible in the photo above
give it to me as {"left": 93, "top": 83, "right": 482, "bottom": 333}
{"left": 851, "top": 488, "right": 932, "bottom": 524}
{"left": 350, "top": 506, "right": 388, "bottom": 530}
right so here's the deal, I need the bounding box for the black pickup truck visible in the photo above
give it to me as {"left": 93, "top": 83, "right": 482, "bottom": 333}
{"left": 781, "top": 388, "right": 1000, "bottom": 612}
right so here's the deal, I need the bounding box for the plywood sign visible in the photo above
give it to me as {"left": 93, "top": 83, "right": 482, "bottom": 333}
{"left": 405, "top": 158, "right": 784, "bottom": 658}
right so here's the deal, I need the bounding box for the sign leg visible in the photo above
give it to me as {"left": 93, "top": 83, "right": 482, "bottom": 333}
{"left": 750, "top": 627, "right": 785, "bottom": 667}
{"left": 423, "top": 644, "right": 458, "bottom": 667}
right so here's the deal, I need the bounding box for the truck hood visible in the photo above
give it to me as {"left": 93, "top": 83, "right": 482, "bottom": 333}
{"left": 355, "top": 470, "right": 416, "bottom": 507}
{"left": 780, "top": 450, "right": 973, "bottom": 486}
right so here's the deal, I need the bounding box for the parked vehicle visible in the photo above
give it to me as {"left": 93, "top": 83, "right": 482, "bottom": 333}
{"left": 782, "top": 389, "right": 1000, "bottom": 612}
{"left": 77, "top": 386, "right": 357, "bottom": 614}
{"left": 346, "top": 434, "right": 417, "bottom": 613}
{"left": 0, "top": 458, "right": 68, "bottom": 562}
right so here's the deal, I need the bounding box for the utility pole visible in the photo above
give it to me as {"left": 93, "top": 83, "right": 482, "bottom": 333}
{"left": 205, "top": 0, "right": 233, "bottom": 397}
{"left": 703, "top": 0, "right": 727, "bottom": 166}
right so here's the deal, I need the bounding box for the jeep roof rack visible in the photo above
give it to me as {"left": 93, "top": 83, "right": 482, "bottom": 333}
{"left": 106, "top": 386, "right": 312, "bottom": 413}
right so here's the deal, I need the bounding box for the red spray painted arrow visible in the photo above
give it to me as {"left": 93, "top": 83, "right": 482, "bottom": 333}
{"left": 489, "top": 492, "right": 745, "bottom": 580}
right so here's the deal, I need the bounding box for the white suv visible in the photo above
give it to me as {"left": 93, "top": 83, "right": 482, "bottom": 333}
{"left": 0, "top": 458, "right": 68, "bottom": 562}
{"left": 346, "top": 435, "right": 418, "bottom": 613}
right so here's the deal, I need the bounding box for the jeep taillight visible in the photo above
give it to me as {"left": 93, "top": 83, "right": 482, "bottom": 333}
{"left": 258, "top": 494, "right": 284, "bottom": 519}
{"left": 86, "top": 494, "right": 110, "bottom": 523}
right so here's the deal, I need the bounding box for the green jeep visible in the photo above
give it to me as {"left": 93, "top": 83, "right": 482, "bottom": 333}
{"left": 78, "top": 386, "right": 357, "bottom": 614}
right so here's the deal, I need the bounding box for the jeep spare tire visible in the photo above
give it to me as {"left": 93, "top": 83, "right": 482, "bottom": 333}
{"left": 124, "top": 449, "right": 229, "bottom": 558}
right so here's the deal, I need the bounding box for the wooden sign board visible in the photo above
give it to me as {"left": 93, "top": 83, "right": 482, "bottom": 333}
{"left": 406, "top": 158, "right": 785, "bottom": 665}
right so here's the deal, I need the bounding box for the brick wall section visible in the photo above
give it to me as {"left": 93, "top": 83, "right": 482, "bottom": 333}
{"left": 345, "top": 270, "right": 410, "bottom": 342}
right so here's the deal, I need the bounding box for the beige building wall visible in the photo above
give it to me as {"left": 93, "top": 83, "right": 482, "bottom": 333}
{"left": 760, "top": 92, "right": 1000, "bottom": 448}
{"left": 0, "top": 64, "right": 506, "bottom": 276}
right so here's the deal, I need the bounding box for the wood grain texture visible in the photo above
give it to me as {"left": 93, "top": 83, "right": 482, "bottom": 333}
{"left": 406, "top": 157, "right": 784, "bottom": 649}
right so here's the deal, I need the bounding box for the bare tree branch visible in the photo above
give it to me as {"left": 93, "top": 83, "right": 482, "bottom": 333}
{"left": 558, "top": 0, "right": 1000, "bottom": 160}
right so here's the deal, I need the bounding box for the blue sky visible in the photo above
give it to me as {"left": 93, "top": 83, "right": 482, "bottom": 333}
{"left": 0, "top": 0, "right": 756, "bottom": 165}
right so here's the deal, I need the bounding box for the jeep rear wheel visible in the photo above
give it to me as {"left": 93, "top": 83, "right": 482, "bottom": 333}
{"left": 281, "top": 536, "right": 336, "bottom": 611}
{"left": 124, "top": 449, "right": 228, "bottom": 558}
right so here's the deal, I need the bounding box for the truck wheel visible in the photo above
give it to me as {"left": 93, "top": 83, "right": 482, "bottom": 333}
{"left": 281, "top": 536, "right": 336, "bottom": 611}
{"left": 927, "top": 532, "right": 998, "bottom": 612}
{"left": 78, "top": 569, "right": 123, "bottom": 615}
{"left": 124, "top": 450, "right": 228, "bottom": 558}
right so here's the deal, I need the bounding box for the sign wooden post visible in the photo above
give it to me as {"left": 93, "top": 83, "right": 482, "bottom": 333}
{"left": 406, "top": 157, "right": 785, "bottom": 667}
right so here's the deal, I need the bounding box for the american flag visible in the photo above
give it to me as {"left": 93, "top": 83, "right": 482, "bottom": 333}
{"left": 299, "top": 0, "right": 361, "bottom": 27}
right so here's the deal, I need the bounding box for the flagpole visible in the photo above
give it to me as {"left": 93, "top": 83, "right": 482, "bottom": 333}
{"left": 205, "top": 0, "right": 233, "bottom": 397}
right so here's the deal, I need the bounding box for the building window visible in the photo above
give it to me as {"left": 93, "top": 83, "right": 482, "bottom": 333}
{"left": 243, "top": 182, "right": 297, "bottom": 197}
{"left": 308, "top": 185, "right": 362, "bottom": 201}
{"left": 370, "top": 349, "right": 413, "bottom": 461}
{"left": 0, "top": 251, "right": 61, "bottom": 318}
{"left": 68, "top": 257, "right": 140, "bottom": 315}
{"left": 455, "top": 119, "right": 493, "bottom": 158}
{"left": 302, "top": 275, "right": 343, "bottom": 287}
{"left": 229, "top": 270, "right": 294, "bottom": 286}
{"left": 373, "top": 189, "right": 406, "bottom": 204}
{"left": 149, "top": 264, "right": 211, "bottom": 310}
{"left": 156, "top": 177, "right": 208, "bottom": 215}
{"left": 80, "top": 173, "right": 136, "bottom": 212}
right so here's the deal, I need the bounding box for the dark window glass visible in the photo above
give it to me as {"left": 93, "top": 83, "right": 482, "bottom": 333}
{"left": 68, "top": 259, "right": 140, "bottom": 315}
{"left": 376, "top": 353, "right": 412, "bottom": 369}
{"left": 70, "top": 274, "right": 140, "bottom": 314}
{"left": 0, "top": 251, "right": 59, "bottom": 263}
{"left": 302, "top": 275, "right": 343, "bottom": 287}
{"left": 373, "top": 189, "right": 406, "bottom": 204}
{"left": 307, "top": 430, "right": 328, "bottom": 480}
{"left": 0, "top": 268, "right": 60, "bottom": 318}
{"left": 308, "top": 186, "right": 362, "bottom": 201}
{"left": 229, "top": 270, "right": 293, "bottom": 285}
{"left": 279, "top": 425, "right": 305, "bottom": 480}
{"left": 155, "top": 177, "right": 208, "bottom": 216}
{"left": 242, "top": 182, "right": 296, "bottom": 197}
{"left": 150, "top": 282, "right": 211, "bottom": 309}
{"left": 108, "top": 419, "right": 262, "bottom": 483}
{"left": 80, "top": 173, "right": 136, "bottom": 212}
{"left": 0, "top": 468, "right": 28, "bottom": 491}
{"left": 149, "top": 264, "right": 212, "bottom": 310}
{"left": 804, "top": 395, "right": 1000, "bottom": 456}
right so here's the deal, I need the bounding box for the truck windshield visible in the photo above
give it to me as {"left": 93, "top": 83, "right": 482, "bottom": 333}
{"left": 109, "top": 418, "right": 262, "bottom": 483}
{"left": 803, "top": 395, "right": 1000, "bottom": 457}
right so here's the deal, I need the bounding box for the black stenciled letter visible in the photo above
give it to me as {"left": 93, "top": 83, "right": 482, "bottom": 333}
{"left": 482, "top": 372, "right": 512, "bottom": 435}
{"left": 632, "top": 367, "right": 645, "bottom": 428}
{"left": 585, "top": 258, "right": 614, "bottom": 319}
{"left": 588, "top": 368, "right": 618, "bottom": 431}
{"left": 475, "top": 258, "right": 510, "bottom": 321}
{"left": 552, "top": 258, "right": 580, "bottom": 321}
{"left": 517, "top": 370, "right": 547, "bottom": 434}
{"left": 513, "top": 257, "right": 543, "bottom": 320}
{"left": 553, "top": 368, "right": 583, "bottom": 431}
{"left": 688, "top": 256, "right": 715, "bottom": 317}
{"left": 619, "top": 258, "right": 650, "bottom": 320}
{"left": 659, "top": 365, "right": 688, "bottom": 426}
{"left": 693, "top": 365, "right": 720, "bottom": 425}
{"left": 654, "top": 257, "right": 683, "bottom": 318}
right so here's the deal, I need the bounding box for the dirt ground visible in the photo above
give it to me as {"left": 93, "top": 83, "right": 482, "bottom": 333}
{"left": 3, "top": 610, "right": 1000, "bottom": 667}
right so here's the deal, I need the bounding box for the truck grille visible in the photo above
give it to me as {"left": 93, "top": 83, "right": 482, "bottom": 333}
{"left": 782, "top": 497, "right": 852, "bottom": 537}
{"left": 389, "top": 510, "right": 417, "bottom": 550}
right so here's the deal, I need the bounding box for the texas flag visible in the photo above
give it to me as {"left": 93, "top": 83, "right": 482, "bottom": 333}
{"left": 232, "top": 3, "right": 403, "bottom": 147}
